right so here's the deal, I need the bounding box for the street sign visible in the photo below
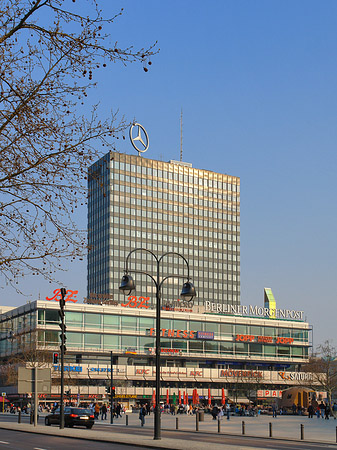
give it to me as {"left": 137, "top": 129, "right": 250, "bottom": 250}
{"left": 18, "top": 367, "right": 51, "bottom": 393}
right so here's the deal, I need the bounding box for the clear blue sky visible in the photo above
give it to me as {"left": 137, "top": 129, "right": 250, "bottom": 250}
{"left": 2, "top": 1, "right": 337, "bottom": 348}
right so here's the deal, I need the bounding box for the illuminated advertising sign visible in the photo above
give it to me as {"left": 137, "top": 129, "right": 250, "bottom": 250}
{"left": 235, "top": 335, "right": 294, "bottom": 345}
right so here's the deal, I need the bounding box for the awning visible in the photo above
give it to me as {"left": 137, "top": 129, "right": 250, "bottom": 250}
{"left": 0, "top": 396, "right": 9, "bottom": 402}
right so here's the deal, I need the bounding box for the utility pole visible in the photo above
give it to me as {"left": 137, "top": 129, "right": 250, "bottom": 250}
{"left": 34, "top": 366, "right": 38, "bottom": 427}
{"left": 110, "top": 351, "right": 113, "bottom": 424}
{"left": 59, "top": 287, "right": 67, "bottom": 429}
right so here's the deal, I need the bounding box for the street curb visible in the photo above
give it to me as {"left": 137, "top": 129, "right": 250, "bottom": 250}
{"left": 0, "top": 421, "right": 336, "bottom": 449}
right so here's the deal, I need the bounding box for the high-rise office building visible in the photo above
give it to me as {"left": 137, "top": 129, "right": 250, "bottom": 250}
{"left": 88, "top": 152, "right": 240, "bottom": 307}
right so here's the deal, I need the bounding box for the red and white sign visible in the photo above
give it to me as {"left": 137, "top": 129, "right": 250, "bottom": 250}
{"left": 235, "top": 334, "right": 294, "bottom": 345}
{"left": 121, "top": 296, "right": 150, "bottom": 309}
{"left": 46, "top": 289, "right": 78, "bottom": 303}
{"left": 257, "top": 390, "right": 282, "bottom": 398}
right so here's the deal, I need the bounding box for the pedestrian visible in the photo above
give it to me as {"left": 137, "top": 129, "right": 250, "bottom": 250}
{"left": 308, "top": 404, "right": 314, "bottom": 419}
{"left": 325, "top": 404, "right": 331, "bottom": 420}
{"left": 319, "top": 402, "right": 325, "bottom": 419}
{"left": 101, "top": 403, "right": 107, "bottom": 420}
{"left": 139, "top": 405, "right": 146, "bottom": 427}
{"left": 333, "top": 402, "right": 337, "bottom": 419}
{"left": 94, "top": 403, "right": 100, "bottom": 420}
{"left": 211, "top": 405, "right": 218, "bottom": 420}
{"left": 116, "top": 403, "right": 122, "bottom": 418}
{"left": 226, "top": 403, "right": 230, "bottom": 420}
{"left": 272, "top": 403, "right": 277, "bottom": 418}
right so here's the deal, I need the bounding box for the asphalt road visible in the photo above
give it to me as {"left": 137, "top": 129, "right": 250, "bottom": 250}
{"left": 0, "top": 429, "right": 152, "bottom": 450}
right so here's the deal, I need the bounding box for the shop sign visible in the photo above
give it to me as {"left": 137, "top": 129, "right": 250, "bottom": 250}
{"left": 117, "top": 394, "right": 137, "bottom": 399}
{"left": 235, "top": 335, "right": 294, "bottom": 345}
{"left": 190, "top": 371, "right": 202, "bottom": 376}
{"left": 46, "top": 289, "right": 78, "bottom": 303}
{"left": 196, "top": 331, "right": 214, "bottom": 340}
{"left": 278, "top": 372, "right": 313, "bottom": 381}
{"left": 121, "top": 296, "right": 150, "bottom": 309}
{"left": 205, "top": 301, "right": 304, "bottom": 321}
{"left": 52, "top": 365, "right": 125, "bottom": 374}
{"left": 220, "top": 369, "right": 263, "bottom": 379}
{"left": 84, "top": 293, "right": 117, "bottom": 306}
{"left": 53, "top": 365, "right": 82, "bottom": 372}
{"left": 136, "top": 369, "right": 150, "bottom": 375}
{"left": 148, "top": 328, "right": 196, "bottom": 339}
{"left": 162, "top": 298, "right": 194, "bottom": 312}
{"left": 125, "top": 348, "right": 137, "bottom": 355}
{"left": 257, "top": 390, "right": 282, "bottom": 398}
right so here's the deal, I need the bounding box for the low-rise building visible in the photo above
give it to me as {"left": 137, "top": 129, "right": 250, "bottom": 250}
{"left": 0, "top": 298, "right": 313, "bottom": 407}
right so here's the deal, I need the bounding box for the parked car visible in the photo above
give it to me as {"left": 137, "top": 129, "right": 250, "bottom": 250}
{"left": 45, "top": 407, "right": 95, "bottom": 429}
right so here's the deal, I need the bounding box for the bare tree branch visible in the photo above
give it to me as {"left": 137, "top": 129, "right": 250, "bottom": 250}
{"left": 0, "top": 0, "right": 158, "bottom": 287}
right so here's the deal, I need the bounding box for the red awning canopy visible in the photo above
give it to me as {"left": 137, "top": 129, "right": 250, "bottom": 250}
{"left": 0, "top": 397, "right": 9, "bottom": 402}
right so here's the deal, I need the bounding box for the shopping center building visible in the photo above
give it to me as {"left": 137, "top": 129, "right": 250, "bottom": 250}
{"left": 0, "top": 295, "right": 312, "bottom": 407}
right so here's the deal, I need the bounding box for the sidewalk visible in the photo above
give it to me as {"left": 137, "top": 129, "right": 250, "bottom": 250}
{"left": 0, "top": 421, "right": 264, "bottom": 450}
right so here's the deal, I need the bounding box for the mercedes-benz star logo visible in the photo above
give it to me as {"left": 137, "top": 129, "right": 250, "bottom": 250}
{"left": 129, "top": 123, "right": 149, "bottom": 155}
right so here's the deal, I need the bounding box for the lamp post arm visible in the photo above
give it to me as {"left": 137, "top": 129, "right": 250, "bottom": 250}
{"left": 125, "top": 248, "right": 159, "bottom": 273}
{"left": 158, "top": 274, "right": 190, "bottom": 293}
{"left": 123, "top": 268, "right": 158, "bottom": 290}
{"left": 158, "top": 251, "right": 191, "bottom": 280}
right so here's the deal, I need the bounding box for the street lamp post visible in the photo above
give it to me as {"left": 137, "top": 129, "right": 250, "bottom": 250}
{"left": 119, "top": 249, "right": 196, "bottom": 441}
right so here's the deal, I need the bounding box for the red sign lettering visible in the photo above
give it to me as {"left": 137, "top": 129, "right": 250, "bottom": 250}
{"left": 136, "top": 369, "right": 150, "bottom": 375}
{"left": 46, "top": 289, "right": 78, "bottom": 303}
{"left": 276, "top": 337, "right": 294, "bottom": 345}
{"left": 121, "top": 296, "right": 150, "bottom": 309}
{"left": 148, "top": 328, "right": 196, "bottom": 339}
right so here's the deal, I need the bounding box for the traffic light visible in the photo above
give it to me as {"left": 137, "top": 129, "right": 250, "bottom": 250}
{"left": 58, "top": 308, "right": 65, "bottom": 321}
{"left": 60, "top": 333, "right": 67, "bottom": 354}
{"left": 53, "top": 352, "right": 59, "bottom": 364}
{"left": 65, "top": 390, "right": 71, "bottom": 397}
{"left": 59, "top": 322, "right": 67, "bottom": 353}
{"left": 105, "top": 386, "right": 110, "bottom": 394}
{"left": 59, "top": 322, "right": 67, "bottom": 333}
{"left": 111, "top": 387, "right": 115, "bottom": 398}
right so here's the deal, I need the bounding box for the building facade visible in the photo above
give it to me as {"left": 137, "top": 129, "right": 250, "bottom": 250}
{"left": 88, "top": 153, "right": 241, "bottom": 308}
{"left": 0, "top": 300, "right": 312, "bottom": 407}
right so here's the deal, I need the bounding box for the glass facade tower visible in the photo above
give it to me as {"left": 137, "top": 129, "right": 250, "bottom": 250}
{"left": 88, "top": 152, "right": 240, "bottom": 307}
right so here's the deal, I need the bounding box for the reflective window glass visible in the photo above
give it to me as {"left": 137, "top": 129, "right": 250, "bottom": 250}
{"left": 121, "top": 316, "right": 137, "bottom": 330}
{"left": 84, "top": 333, "right": 101, "bottom": 348}
{"left": 65, "top": 312, "right": 83, "bottom": 327}
{"left": 103, "top": 315, "right": 119, "bottom": 329}
{"left": 84, "top": 313, "right": 101, "bottom": 328}
{"left": 45, "top": 310, "right": 59, "bottom": 324}
{"left": 103, "top": 334, "right": 119, "bottom": 350}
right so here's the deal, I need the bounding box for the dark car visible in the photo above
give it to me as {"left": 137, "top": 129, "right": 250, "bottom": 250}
{"left": 45, "top": 407, "right": 95, "bottom": 429}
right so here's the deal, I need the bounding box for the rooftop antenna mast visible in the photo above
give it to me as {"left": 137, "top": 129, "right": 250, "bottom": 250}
{"left": 180, "top": 108, "right": 183, "bottom": 161}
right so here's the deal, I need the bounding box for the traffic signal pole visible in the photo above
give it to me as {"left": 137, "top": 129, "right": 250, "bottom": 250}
{"left": 110, "top": 351, "right": 113, "bottom": 424}
{"left": 59, "top": 288, "right": 67, "bottom": 430}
